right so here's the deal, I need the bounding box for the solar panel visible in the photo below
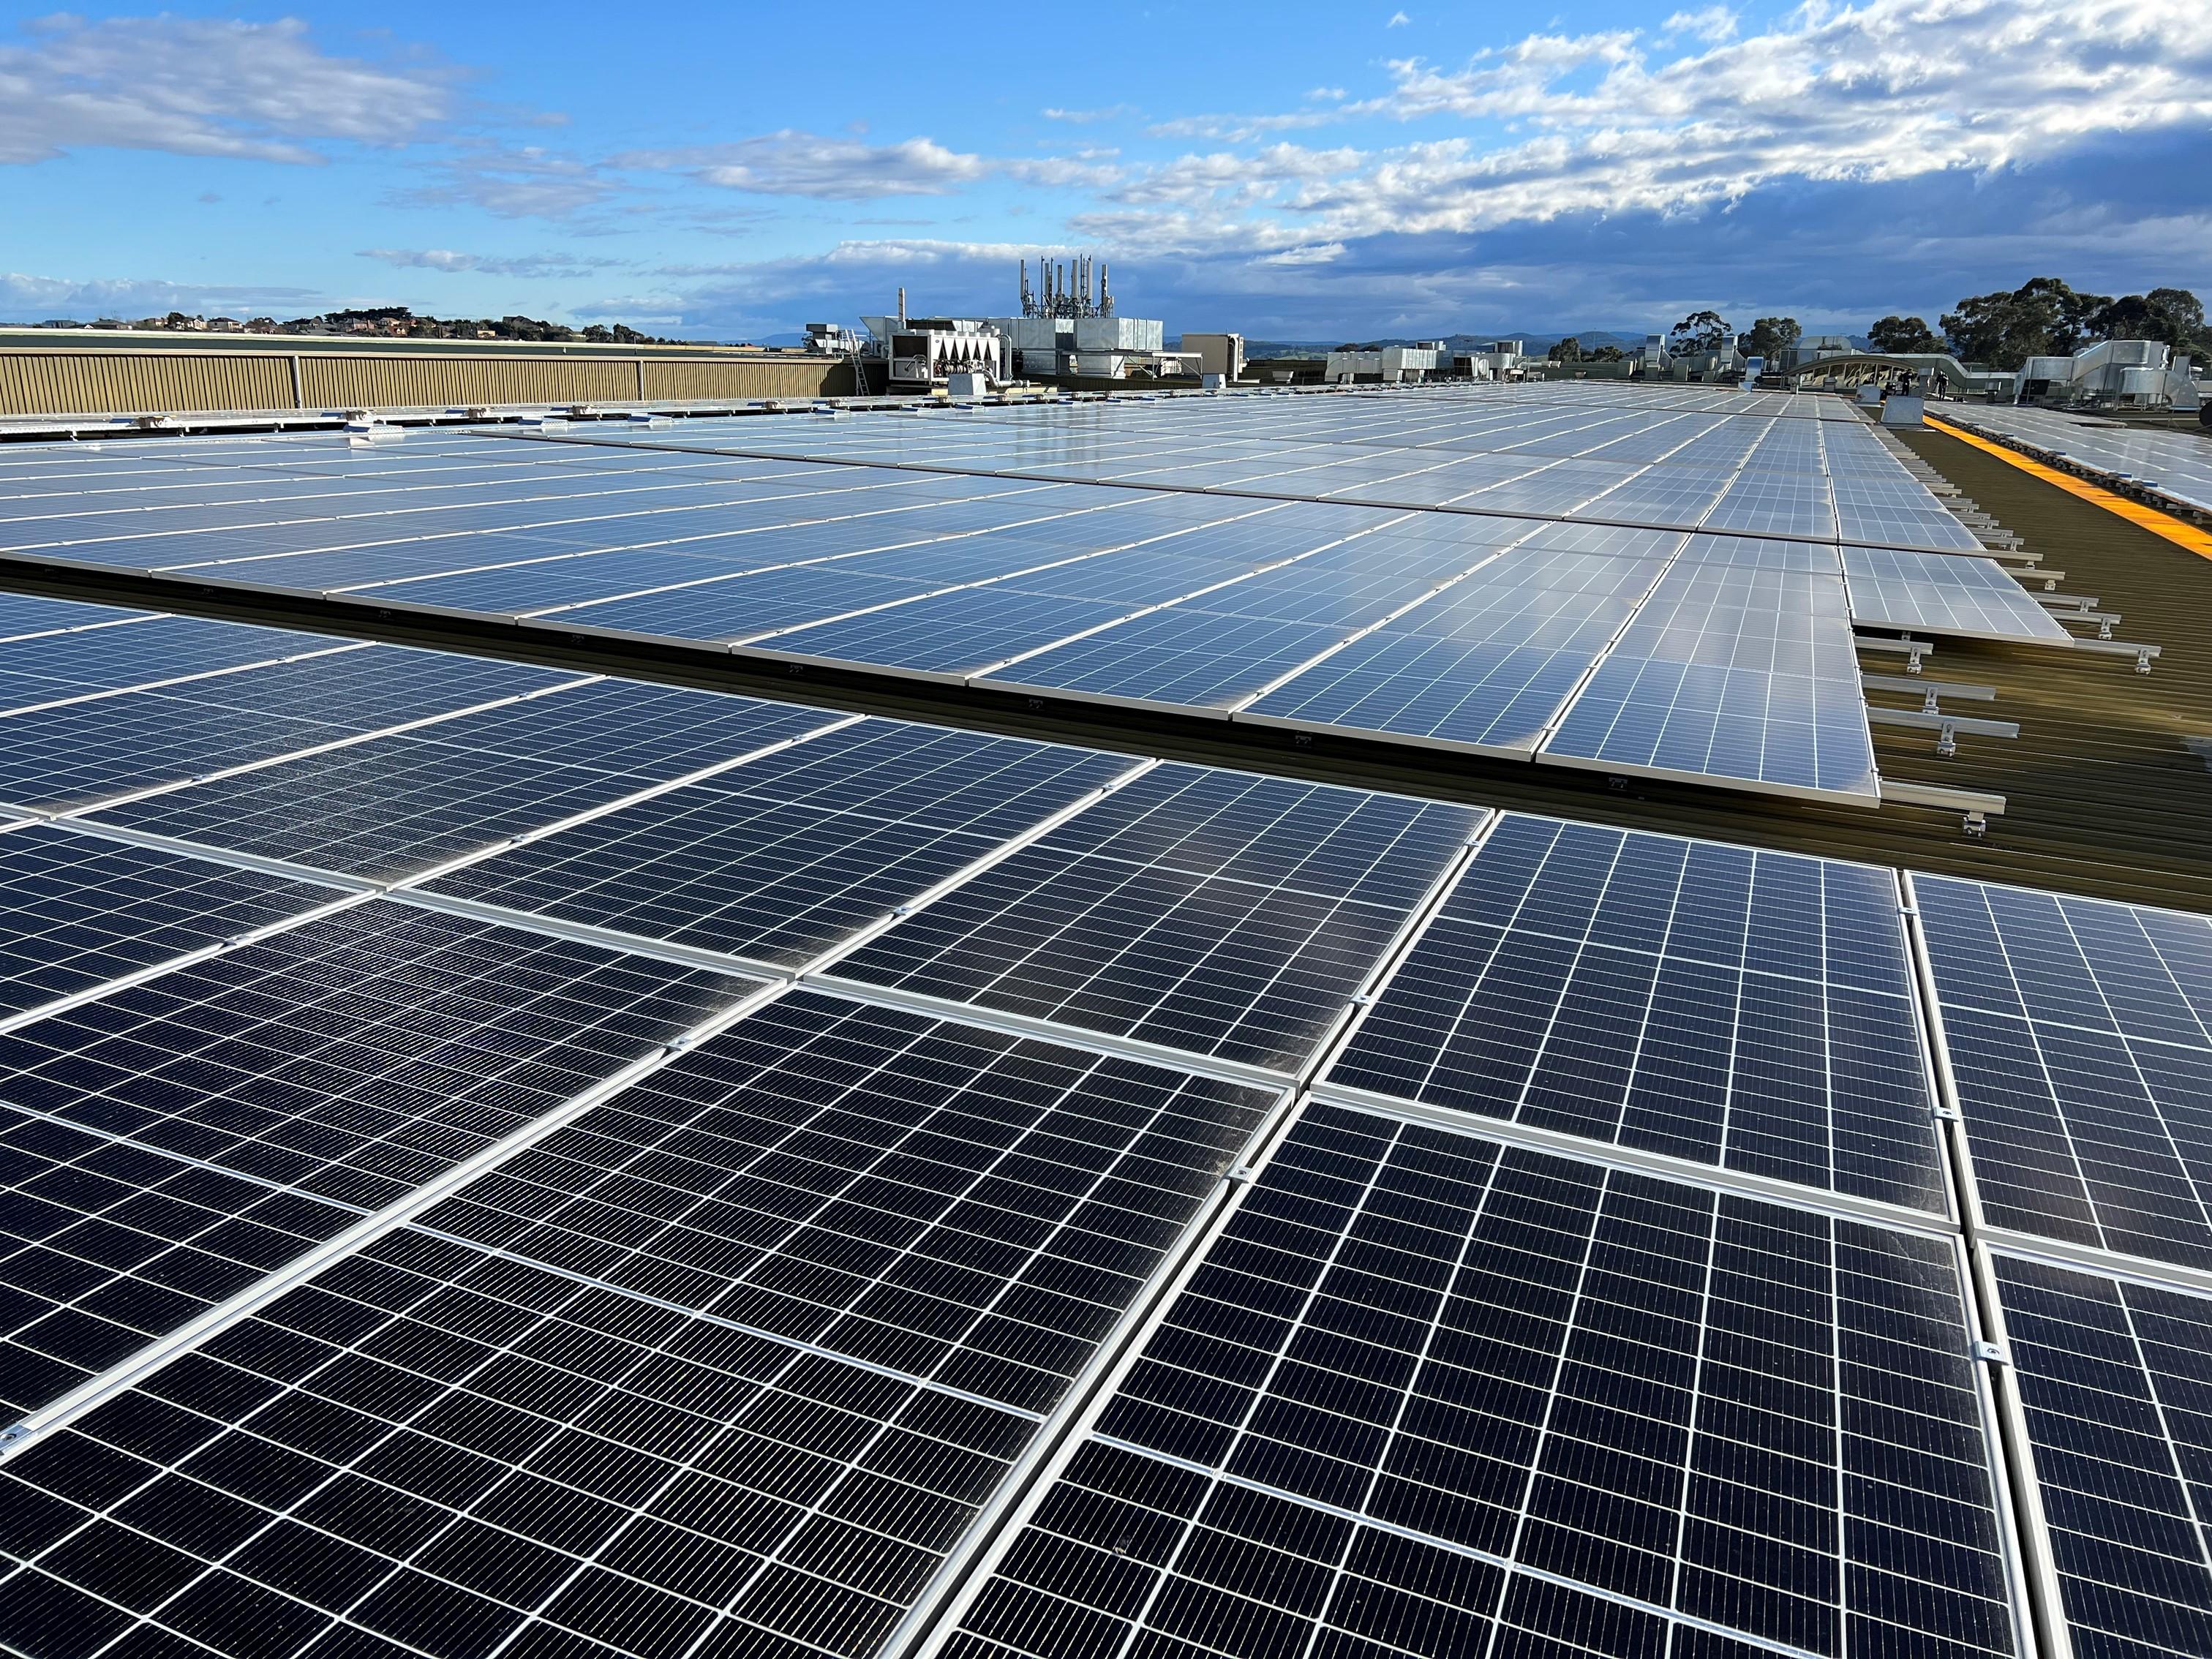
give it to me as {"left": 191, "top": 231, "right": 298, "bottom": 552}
{"left": 88, "top": 682, "right": 846, "bottom": 884}
{"left": 823, "top": 764, "right": 1483, "bottom": 1076}
{"left": 1914, "top": 874, "right": 2212, "bottom": 1272}
{"left": 0, "top": 595, "right": 158, "bottom": 644}
{"left": 0, "top": 899, "right": 760, "bottom": 1411}
{"left": 421, "top": 721, "right": 1138, "bottom": 968}
{"left": 949, "top": 1102, "right": 2021, "bottom": 1659}
{"left": 1538, "top": 538, "right": 1878, "bottom": 805}
{"left": 0, "top": 643, "right": 603, "bottom": 817}
{"left": 1988, "top": 1252, "right": 2212, "bottom": 1659}
{"left": 0, "top": 823, "right": 345, "bottom": 1020}
{"left": 0, "top": 990, "right": 1279, "bottom": 1659}
{"left": 1240, "top": 543, "right": 1672, "bottom": 756}
{"left": 0, "top": 691, "right": 355, "bottom": 813}
{"left": 1323, "top": 815, "right": 1947, "bottom": 1213}
{"left": 979, "top": 607, "right": 1356, "bottom": 715}
{"left": 753, "top": 587, "right": 1144, "bottom": 681}
{"left": 0, "top": 387, "right": 2007, "bottom": 805}
{"left": 1949, "top": 406, "right": 2212, "bottom": 518}
{"left": 1840, "top": 546, "right": 2074, "bottom": 644}
{"left": 0, "top": 619, "right": 356, "bottom": 711}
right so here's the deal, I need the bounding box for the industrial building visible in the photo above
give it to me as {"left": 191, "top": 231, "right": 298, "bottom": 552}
{"left": 0, "top": 377, "right": 2205, "bottom": 1659}
{"left": 851, "top": 263, "right": 1189, "bottom": 392}
{"left": 1324, "top": 341, "right": 1448, "bottom": 383}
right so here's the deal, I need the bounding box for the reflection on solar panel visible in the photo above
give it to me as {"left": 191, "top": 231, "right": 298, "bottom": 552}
{"left": 951, "top": 1104, "right": 2020, "bottom": 1659}
{"left": 1916, "top": 875, "right": 2212, "bottom": 1272}
{"left": 1538, "top": 537, "right": 1878, "bottom": 803}
{"left": 0, "top": 644, "right": 587, "bottom": 813}
{"left": 825, "top": 764, "right": 1482, "bottom": 1076}
{"left": 1324, "top": 815, "right": 1946, "bottom": 1213}
{"left": 1840, "top": 547, "right": 2074, "bottom": 644}
{"left": 1241, "top": 538, "right": 1674, "bottom": 754}
{"left": 0, "top": 990, "right": 1278, "bottom": 1659}
{"left": 0, "top": 595, "right": 157, "bottom": 644}
{"left": 1990, "top": 1254, "right": 2212, "bottom": 1659}
{"left": 0, "top": 823, "right": 344, "bottom": 1019}
{"left": 422, "top": 721, "right": 1138, "bottom": 967}
{"left": 0, "top": 616, "right": 339, "bottom": 703}
{"left": 0, "top": 899, "right": 759, "bottom": 1410}
{"left": 89, "top": 682, "right": 846, "bottom": 883}
{"left": 1947, "top": 405, "right": 2212, "bottom": 516}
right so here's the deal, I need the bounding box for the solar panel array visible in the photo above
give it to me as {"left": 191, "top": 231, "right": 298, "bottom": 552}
{"left": 0, "top": 383, "right": 2076, "bottom": 808}
{"left": 0, "top": 381, "right": 2194, "bottom": 1659}
{"left": 1944, "top": 405, "right": 2212, "bottom": 516}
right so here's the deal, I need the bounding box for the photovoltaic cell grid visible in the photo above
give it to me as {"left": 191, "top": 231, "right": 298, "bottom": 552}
{"left": 0, "top": 899, "right": 761, "bottom": 1413}
{"left": 86, "top": 680, "right": 848, "bottom": 884}
{"left": 951, "top": 1104, "right": 2020, "bottom": 1659}
{"left": 1538, "top": 538, "right": 1879, "bottom": 803}
{"left": 1239, "top": 535, "right": 1678, "bottom": 755}
{"left": 1324, "top": 815, "right": 1947, "bottom": 1214}
{"left": 0, "top": 991, "right": 1279, "bottom": 1659}
{"left": 422, "top": 721, "right": 1137, "bottom": 968}
{"left": 1990, "top": 1254, "right": 2212, "bottom": 1659}
{"left": 1838, "top": 548, "right": 2073, "bottom": 645}
{"left": 1914, "top": 876, "right": 2212, "bottom": 1274}
{"left": 0, "top": 824, "right": 345, "bottom": 1020}
{"left": 0, "top": 644, "right": 587, "bottom": 814}
{"left": 827, "top": 764, "right": 1483, "bottom": 1075}
{"left": 0, "top": 616, "right": 343, "bottom": 710}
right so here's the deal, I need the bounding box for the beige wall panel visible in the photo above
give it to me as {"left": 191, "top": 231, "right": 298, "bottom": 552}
{"left": 0, "top": 347, "right": 848, "bottom": 418}
{"left": 0, "top": 351, "right": 292, "bottom": 415}
{"left": 298, "top": 356, "right": 635, "bottom": 409}
{"left": 642, "top": 358, "right": 848, "bottom": 399}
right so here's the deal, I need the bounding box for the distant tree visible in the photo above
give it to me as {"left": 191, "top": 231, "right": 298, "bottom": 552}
{"left": 1548, "top": 336, "right": 1584, "bottom": 363}
{"left": 1587, "top": 345, "right": 1628, "bottom": 363}
{"left": 1739, "top": 317, "right": 1800, "bottom": 362}
{"left": 1941, "top": 277, "right": 2108, "bottom": 368}
{"left": 1668, "top": 309, "right": 1731, "bottom": 356}
{"left": 1867, "top": 315, "right": 1944, "bottom": 355}
{"left": 2087, "top": 287, "right": 2212, "bottom": 356}
{"left": 163, "top": 311, "right": 190, "bottom": 329}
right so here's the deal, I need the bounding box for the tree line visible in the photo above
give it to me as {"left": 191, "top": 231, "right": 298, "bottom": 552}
{"left": 1540, "top": 281, "right": 2210, "bottom": 372}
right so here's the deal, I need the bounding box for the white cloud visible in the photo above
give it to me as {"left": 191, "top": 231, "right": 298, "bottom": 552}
{"left": 620, "top": 130, "right": 1125, "bottom": 200}
{"left": 621, "top": 132, "right": 990, "bottom": 198}
{"left": 1146, "top": 109, "right": 1347, "bottom": 142}
{"left": 0, "top": 14, "right": 451, "bottom": 165}
{"left": 1110, "top": 144, "right": 1367, "bottom": 208}
{"left": 1004, "top": 154, "right": 1127, "bottom": 189}
{"left": 1388, "top": 11, "right": 1411, "bottom": 27}
{"left": 357, "top": 248, "right": 625, "bottom": 279}
{"left": 396, "top": 141, "right": 622, "bottom": 220}
{"left": 1099, "top": 0, "right": 2212, "bottom": 249}
{"left": 1661, "top": 7, "right": 1739, "bottom": 45}
{"left": 1042, "top": 105, "right": 1137, "bottom": 123}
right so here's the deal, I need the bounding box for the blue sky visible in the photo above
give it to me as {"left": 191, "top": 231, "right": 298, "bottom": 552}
{"left": 2, "top": 1, "right": 2208, "bottom": 341}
